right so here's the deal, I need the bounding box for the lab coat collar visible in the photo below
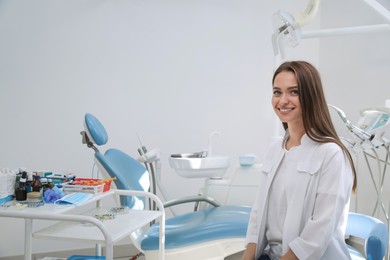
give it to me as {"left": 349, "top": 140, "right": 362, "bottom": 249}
{"left": 282, "top": 130, "right": 312, "bottom": 150}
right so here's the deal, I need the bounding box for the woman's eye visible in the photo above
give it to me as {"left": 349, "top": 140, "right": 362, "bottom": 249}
{"left": 273, "top": 90, "right": 281, "bottom": 96}
{"left": 291, "top": 90, "right": 299, "bottom": 96}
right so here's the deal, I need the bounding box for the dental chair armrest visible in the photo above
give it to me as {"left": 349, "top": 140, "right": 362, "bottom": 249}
{"left": 163, "top": 195, "right": 221, "bottom": 210}
{"left": 346, "top": 212, "right": 389, "bottom": 260}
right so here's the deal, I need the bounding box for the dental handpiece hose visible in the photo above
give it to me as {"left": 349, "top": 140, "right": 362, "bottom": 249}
{"left": 349, "top": 124, "right": 375, "bottom": 142}
{"left": 328, "top": 104, "right": 375, "bottom": 142}
{"left": 137, "top": 146, "right": 153, "bottom": 210}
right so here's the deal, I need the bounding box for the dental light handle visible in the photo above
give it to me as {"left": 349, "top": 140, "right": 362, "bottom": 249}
{"left": 293, "top": 0, "right": 320, "bottom": 27}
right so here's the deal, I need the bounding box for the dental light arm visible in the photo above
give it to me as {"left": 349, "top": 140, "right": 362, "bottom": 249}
{"left": 272, "top": 0, "right": 390, "bottom": 65}
{"left": 362, "top": 0, "right": 390, "bottom": 24}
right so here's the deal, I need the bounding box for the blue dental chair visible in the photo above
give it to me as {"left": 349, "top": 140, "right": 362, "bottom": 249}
{"left": 81, "top": 113, "right": 389, "bottom": 260}
{"left": 81, "top": 113, "right": 251, "bottom": 260}
{"left": 345, "top": 212, "right": 388, "bottom": 260}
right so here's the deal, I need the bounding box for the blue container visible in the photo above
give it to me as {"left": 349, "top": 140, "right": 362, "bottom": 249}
{"left": 0, "top": 195, "right": 13, "bottom": 204}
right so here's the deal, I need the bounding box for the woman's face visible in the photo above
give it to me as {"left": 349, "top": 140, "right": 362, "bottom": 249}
{"left": 272, "top": 71, "right": 303, "bottom": 128}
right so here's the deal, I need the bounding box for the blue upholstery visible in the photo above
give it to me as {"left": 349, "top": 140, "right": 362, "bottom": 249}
{"left": 95, "top": 149, "right": 149, "bottom": 209}
{"left": 142, "top": 205, "right": 251, "bottom": 250}
{"left": 346, "top": 212, "right": 388, "bottom": 260}
{"left": 85, "top": 113, "right": 108, "bottom": 146}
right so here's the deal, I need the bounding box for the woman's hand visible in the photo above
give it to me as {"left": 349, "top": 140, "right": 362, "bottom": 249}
{"left": 242, "top": 243, "right": 257, "bottom": 260}
{"left": 280, "top": 249, "right": 298, "bottom": 260}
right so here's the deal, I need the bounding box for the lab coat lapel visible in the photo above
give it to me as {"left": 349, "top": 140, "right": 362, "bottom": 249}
{"left": 256, "top": 146, "right": 286, "bottom": 256}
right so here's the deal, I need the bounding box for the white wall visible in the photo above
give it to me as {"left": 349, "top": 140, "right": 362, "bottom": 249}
{"left": 2, "top": 0, "right": 389, "bottom": 258}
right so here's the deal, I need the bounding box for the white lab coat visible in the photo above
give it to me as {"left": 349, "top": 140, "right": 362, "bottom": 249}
{"left": 245, "top": 134, "right": 353, "bottom": 260}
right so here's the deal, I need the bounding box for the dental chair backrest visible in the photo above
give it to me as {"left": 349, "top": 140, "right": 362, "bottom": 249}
{"left": 82, "top": 113, "right": 150, "bottom": 209}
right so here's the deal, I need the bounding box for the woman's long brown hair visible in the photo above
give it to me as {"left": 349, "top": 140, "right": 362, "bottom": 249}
{"left": 272, "top": 61, "right": 357, "bottom": 191}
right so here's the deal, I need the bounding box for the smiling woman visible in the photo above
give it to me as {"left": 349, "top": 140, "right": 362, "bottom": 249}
{"left": 242, "top": 61, "right": 357, "bottom": 260}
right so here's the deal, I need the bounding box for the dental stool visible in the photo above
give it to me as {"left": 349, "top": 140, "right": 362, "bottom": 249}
{"left": 81, "top": 113, "right": 251, "bottom": 260}
{"left": 346, "top": 212, "right": 388, "bottom": 260}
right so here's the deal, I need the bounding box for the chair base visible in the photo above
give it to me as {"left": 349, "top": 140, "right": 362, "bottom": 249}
{"left": 143, "top": 238, "right": 245, "bottom": 260}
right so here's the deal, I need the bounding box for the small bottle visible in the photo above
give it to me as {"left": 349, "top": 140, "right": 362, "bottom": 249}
{"left": 31, "top": 175, "right": 43, "bottom": 192}
{"left": 42, "top": 178, "right": 51, "bottom": 196}
{"left": 15, "top": 171, "right": 28, "bottom": 201}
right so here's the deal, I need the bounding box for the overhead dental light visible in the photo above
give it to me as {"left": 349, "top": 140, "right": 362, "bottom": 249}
{"left": 272, "top": 0, "right": 390, "bottom": 66}
{"left": 272, "top": 0, "right": 320, "bottom": 65}
{"left": 272, "top": 11, "right": 301, "bottom": 61}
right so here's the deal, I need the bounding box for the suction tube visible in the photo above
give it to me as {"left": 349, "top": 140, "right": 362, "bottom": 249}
{"left": 328, "top": 104, "right": 375, "bottom": 142}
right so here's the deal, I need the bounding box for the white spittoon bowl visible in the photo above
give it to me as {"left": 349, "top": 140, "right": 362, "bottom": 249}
{"left": 169, "top": 156, "right": 230, "bottom": 178}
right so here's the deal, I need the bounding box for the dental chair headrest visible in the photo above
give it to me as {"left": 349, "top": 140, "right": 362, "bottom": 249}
{"left": 84, "top": 113, "right": 108, "bottom": 146}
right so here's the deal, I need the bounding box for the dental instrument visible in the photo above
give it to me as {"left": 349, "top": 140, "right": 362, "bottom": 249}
{"left": 136, "top": 133, "right": 158, "bottom": 211}
{"left": 328, "top": 104, "right": 375, "bottom": 148}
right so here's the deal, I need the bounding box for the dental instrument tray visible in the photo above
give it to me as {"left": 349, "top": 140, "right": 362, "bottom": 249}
{"left": 62, "top": 178, "right": 114, "bottom": 195}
